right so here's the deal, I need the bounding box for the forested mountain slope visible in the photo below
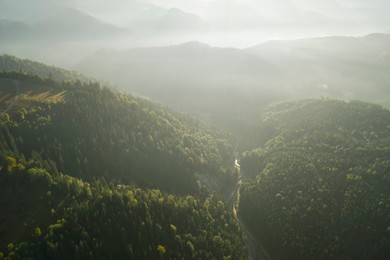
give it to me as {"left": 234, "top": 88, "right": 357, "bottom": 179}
{"left": 0, "top": 55, "right": 91, "bottom": 83}
{"left": 0, "top": 163, "right": 246, "bottom": 259}
{"left": 239, "top": 99, "right": 390, "bottom": 259}
{"left": 0, "top": 71, "right": 235, "bottom": 194}
{"left": 0, "top": 71, "right": 246, "bottom": 258}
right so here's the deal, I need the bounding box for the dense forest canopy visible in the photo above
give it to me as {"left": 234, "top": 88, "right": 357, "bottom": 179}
{"left": 1, "top": 50, "right": 389, "bottom": 259}
{"left": 0, "top": 71, "right": 235, "bottom": 194}
{"left": 1, "top": 0, "right": 390, "bottom": 258}
{"left": 0, "top": 69, "right": 246, "bottom": 259}
{"left": 0, "top": 54, "right": 91, "bottom": 83}
{"left": 239, "top": 99, "right": 390, "bottom": 259}
{"left": 1, "top": 159, "right": 246, "bottom": 259}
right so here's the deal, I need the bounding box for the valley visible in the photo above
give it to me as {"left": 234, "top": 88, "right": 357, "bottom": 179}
{"left": 0, "top": 52, "right": 389, "bottom": 260}
{"left": 0, "top": 1, "right": 389, "bottom": 258}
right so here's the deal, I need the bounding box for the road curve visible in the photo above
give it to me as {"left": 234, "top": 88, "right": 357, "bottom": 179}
{"left": 231, "top": 160, "right": 271, "bottom": 260}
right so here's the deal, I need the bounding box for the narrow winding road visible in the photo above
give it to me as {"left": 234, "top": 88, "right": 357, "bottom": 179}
{"left": 231, "top": 159, "right": 271, "bottom": 260}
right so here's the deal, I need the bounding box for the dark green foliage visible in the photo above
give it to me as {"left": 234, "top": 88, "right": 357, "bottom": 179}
{"left": 239, "top": 99, "right": 390, "bottom": 259}
{"left": 0, "top": 72, "right": 234, "bottom": 194}
{"left": 0, "top": 71, "right": 245, "bottom": 259}
{"left": 0, "top": 54, "right": 91, "bottom": 83}
{"left": 0, "top": 71, "right": 57, "bottom": 86}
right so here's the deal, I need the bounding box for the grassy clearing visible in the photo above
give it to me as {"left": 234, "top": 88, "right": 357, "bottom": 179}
{"left": 0, "top": 78, "right": 66, "bottom": 112}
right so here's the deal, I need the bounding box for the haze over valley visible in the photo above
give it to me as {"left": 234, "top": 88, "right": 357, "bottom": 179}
{"left": 1, "top": 0, "right": 390, "bottom": 65}
{"left": 0, "top": 0, "right": 389, "bottom": 259}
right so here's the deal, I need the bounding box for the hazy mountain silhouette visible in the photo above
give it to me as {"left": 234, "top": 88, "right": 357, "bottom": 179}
{"left": 76, "top": 34, "right": 390, "bottom": 127}
{"left": 129, "top": 7, "right": 208, "bottom": 34}
{"left": 30, "top": 7, "right": 131, "bottom": 41}
{"left": 0, "top": 19, "right": 32, "bottom": 43}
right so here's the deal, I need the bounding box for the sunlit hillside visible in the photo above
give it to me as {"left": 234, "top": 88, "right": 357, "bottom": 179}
{"left": 1, "top": 0, "right": 389, "bottom": 259}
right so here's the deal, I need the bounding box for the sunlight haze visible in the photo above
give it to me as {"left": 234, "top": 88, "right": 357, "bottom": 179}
{"left": 0, "top": 1, "right": 389, "bottom": 259}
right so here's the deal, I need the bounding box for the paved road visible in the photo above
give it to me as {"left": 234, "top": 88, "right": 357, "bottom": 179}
{"left": 195, "top": 142, "right": 272, "bottom": 260}
{"left": 231, "top": 160, "right": 271, "bottom": 260}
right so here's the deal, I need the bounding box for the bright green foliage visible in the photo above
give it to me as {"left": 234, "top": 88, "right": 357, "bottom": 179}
{"left": 240, "top": 99, "right": 390, "bottom": 259}
{"left": 6, "top": 245, "right": 13, "bottom": 252}
{"left": 34, "top": 227, "right": 41, "bottom": 237}
{"left": 157, "top": 245, "right": 166, "bottom": 256}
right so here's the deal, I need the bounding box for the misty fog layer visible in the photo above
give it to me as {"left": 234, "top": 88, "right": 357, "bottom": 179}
{"left": 1, "top": 1, "right": 390, "bottom": 259}
{"left": 1, "top": 0, "right": 389, "bottom": 64}
{"left": 1, "top": 0, "right": 389, "bottom": 127}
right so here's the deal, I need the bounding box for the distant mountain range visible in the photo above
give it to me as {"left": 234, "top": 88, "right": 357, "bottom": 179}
{"left": 140, "top": 0, "right": 390, "bottom": 33}
{"left": 75, "top": 33, "right": 390, "bottom": 137}
{"left": 0, "top": 1, "right": 209, "bottom": 39}
{"left": 0, "top": 7, "right": 131, "bottom": 43}
{"left": 31, "top": 7, "right": 131, "bottom": 41}
{"left": 1, "top": 0, "right": 389, "bottom": 40}
{"left": 129, "top": 7, "right": 209, "bottom": 34}
{"left": 0, "top": 19, "right": 32, "bottom": 42}
{"left": 246, "top": 33, "right": 390, "bottom": 99}
{"left": 77, "top": 33, "right": 390, "bottom": 106}
{"left": 75, "top": 41, "right": 279, "bottom": 125}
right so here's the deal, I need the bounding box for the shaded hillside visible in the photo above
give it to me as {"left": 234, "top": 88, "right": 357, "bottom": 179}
{"left": 239, "top": 99, "right": 390, "bottom": 259}
{"left": 0, "top": 154, "right": 246, "bottom": 259}
{"left": 0, "top": 70, "right": 247, "bottom": 259}
{"left": 0, "top": 71, "right": 235, "bottom": 194}
{"left": 0, "top": 55, "right": 91, "bottom": 83}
